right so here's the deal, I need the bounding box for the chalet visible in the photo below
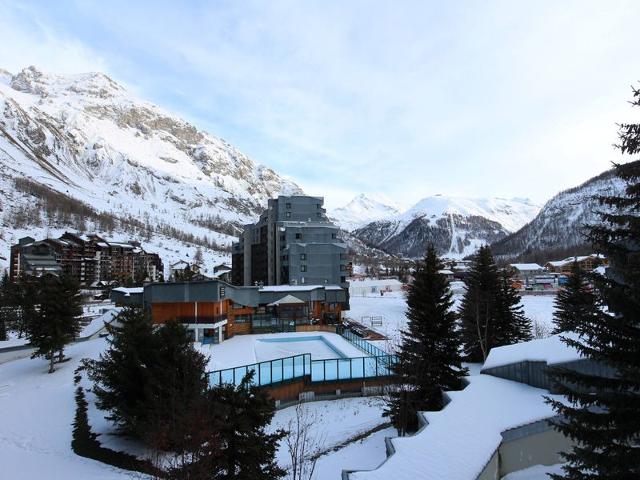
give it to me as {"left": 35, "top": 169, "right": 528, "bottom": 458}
{"left": 509, "top": 263, "right": 544, "bottom": 285}
{"left": 545, "top": 254, "right": 607, "bottom": 274}
{"left": 169, "top": 260, "right": 201, "bottom": 281}
{"left": 121, "top": 280, "right": 348, "bottom": 344}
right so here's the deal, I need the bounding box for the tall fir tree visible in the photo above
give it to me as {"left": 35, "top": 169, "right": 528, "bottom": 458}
{"left": 459, "top": 245, "right": 500, "bottom": 362}
{"left": 546, "top": 89, "right": 640, "bottom": 479}
{"left": 385, "top": 246, "right": 467, "bottom": 435}
{"left": 494, "top": 270, "right": 532, "bottom": 345}
{"left": 86, "top": 306, "right": 159, "bottom": 435}
{"left": 26, "top": 274, "right": 82, "bottom": 373}
{"left": 552, "top": 262, "right": 600, "bottom": 334}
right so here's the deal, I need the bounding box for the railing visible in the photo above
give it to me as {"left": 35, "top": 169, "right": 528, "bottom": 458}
{"left": 208, "top": 353, "right": 397, "bottom": 387}
{"left": 341, "top": 329, "right": 388, "bottom": 357}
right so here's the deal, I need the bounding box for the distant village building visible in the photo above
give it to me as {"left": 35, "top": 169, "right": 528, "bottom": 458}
{"left": 545, "top": 254, "right": 607, "bottom": 274}
{"left": 9, "top": 232, "right": 163, "bottom": 285}
{"left": 212, "top": 263, "right": 232, "bottom": 282}
{"left": 509, "top": 263, "right": 545, "bottom": 286}
{"left": 231, "top": 196, "right": 349, "bottom": 289}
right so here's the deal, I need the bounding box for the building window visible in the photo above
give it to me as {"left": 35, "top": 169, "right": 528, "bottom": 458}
{"left": 316, "top": 212, "right": 322, "bottom": 218}
{"left": 316, "top": 203, "right": 321, "bottom": 209}
{"left": 280, "top": 234, "right": 285, "bottom": 241}
{"left": 300, "top": 265, "right": 307, "bottom": 272}
{"left": 295, "top": 233, "right": 302, "bottom": 240}
{"left": 286, "top": 202, "right": 292, "bottom": 209}
{"left": 286, "top": 211, "right": 291, "bottom": 218}
{"left": 234, "top": 314, "right": 251, "bottom": 324}
{"left": 340, "top": 276, "right": 346, "bottom": 283}
{"left": 300, "top": 253, "right": 306, "bottom": 260}
{"left": 340, "top": 264, "right": 346, "bottom": 271}
{"left": 331, "top": 233, "right": 337, "bottom": 239}
{"left": 340, "top": 253, "right": 348, "bottom": 260}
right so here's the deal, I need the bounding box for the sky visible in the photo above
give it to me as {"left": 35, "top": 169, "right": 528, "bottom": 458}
{"left": 1, "top": 0, "right": 639, "bottom": 210}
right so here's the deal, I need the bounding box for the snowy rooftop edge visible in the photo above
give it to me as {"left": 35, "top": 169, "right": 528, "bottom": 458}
{"left": 482, "top": 333, "right": 583, "bottom": 370}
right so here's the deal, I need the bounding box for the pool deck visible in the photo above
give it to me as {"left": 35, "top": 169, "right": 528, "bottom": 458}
{"left": 198, "top": 331, "right": 368, "bottom": 371}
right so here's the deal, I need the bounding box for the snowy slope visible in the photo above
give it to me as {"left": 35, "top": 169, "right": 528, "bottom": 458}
{"left": 0, "top": 66, "right": 303, "bottom": 273}
{"left": 330, "top": 193, "right": 402, "bottom": 231}
{"left": 353, "top": 195, "right": 540, "bottom": 259}
{"left": 491, "top": 169, "right": 626, "bottom": 259}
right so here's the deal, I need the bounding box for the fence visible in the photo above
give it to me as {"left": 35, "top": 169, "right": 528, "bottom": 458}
{"left": 340, "top": 329, "right": 388, "bottom": 356}
{"left": 208, "top": 353, "right": 397, "bottom": 388}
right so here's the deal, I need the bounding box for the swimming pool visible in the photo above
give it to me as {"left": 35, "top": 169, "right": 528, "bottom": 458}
{"left": 254, "top": 335, "right": 350, "bottom": 362}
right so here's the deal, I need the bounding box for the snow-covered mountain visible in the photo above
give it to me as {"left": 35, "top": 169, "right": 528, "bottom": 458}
{"left": 353, "top": 195, "right": 541, "bottom": 259}
{"left": 330, "top": 193, "right": 402, "bottom": 231}
{"left": 491, "top": 168, "right": 626, "bottom": 260}
{"left": 0, "top": 66, "right": 302, "bottom": 274}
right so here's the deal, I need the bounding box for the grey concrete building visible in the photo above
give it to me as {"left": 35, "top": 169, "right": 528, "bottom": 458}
{"left": 232, "top": 196, "right": 349, "bottom": 289}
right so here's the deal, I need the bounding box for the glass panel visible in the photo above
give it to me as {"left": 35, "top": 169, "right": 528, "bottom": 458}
{"left": 325, "top": 359, "right": 339, "bottom": 381}
{"left": 259, "top": 362, "right": 271, "bottom": 385}
{"left": 283, "top": 357, "right": 294, "bottom": 381}
{"left": 364, "top": 357, "right": 377, "bottom": 378}
{"left": 311, "top": 360, "right": 324, "bottom": 382}
{"left": 338, "top": 359, "right": 351, "bottom": 379}
{"left": 272, "top": 359, "right": 283, "bottom": 383}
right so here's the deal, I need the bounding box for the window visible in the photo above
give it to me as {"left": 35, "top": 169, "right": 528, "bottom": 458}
{"left": 295, "top": 233, "right": 302, "bottom": 240}
{"left": 300, "top": 265, "right": 307, "bottom": 272}
{"left": 340, "top": 253, "right": 348, "bottom": 260}
{"left": 340, "top": 264, "right": 346, "bottom": 271}
{"left": 316, "top": 212, "right": 322, "bottom": 218}
{"left": 280, "top": 234, "right": 285, "bottom": 241}
{"left": 331, "top": 233, "right": 337, "bottom": 239}
{"left": 286, "top": 202, "right": 292, "bottom": 209}
{"left": 316, "top": 203, "right": 321, "bottom": 209}
{"left": 286, "top": 211, "right": 291, "bottom": 218}
{"left": 340, "top": 276, "right": 346, "bottom": 283}
{"left": 234, "top": 314, "right": 251, "bottom": 324}
{"left": 300, "top": 253, "right": 306, "bottom": 260}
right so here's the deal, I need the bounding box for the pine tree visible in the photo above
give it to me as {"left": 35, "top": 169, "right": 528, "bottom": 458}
{"left": 494, "top": 271, "right": 532, "bottom": 345}
{"left": 26, "top": 274, "right": 82, "bottom": 373}
{"left": 85, "top": 306, "right": 159, "bottom": 435}
{"left": 459, "top": 245, "right": 500, "bottom": 362}
{"left": 552, "top": 262, "right": 599, "bottom": 334}
{"left": 385, "top": 246, "right": 467, "bottom": 435}
{"left": 86, "top": 310, "right": 209, "bottom": 450}
{"left": 546, "top": 89, "right": 640, "bottom": 479}
{"left": 210, "top": 372, "right": 286, "bottom": 480}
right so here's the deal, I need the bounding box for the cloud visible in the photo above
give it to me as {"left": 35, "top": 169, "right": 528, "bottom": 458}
{"left": 1, "top": 0, "right": 639, "bottom": 210}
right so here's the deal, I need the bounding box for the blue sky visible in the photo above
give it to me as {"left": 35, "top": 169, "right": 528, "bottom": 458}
{"left": 1, "top": 0, "right": 639, "bottom": 209}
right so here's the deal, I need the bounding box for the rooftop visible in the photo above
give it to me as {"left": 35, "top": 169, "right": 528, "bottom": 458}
{"left": 482, "top": 333, "right": 582, "bottom": 370}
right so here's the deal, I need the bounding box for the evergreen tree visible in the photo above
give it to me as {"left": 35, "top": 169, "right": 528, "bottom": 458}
{"left": 26, "top": 274, "right": 82, "bottom": 373}
{"left": 552, "top": 262, "right": 599, "bottom": 334}
{"left": 86, "top": 311, "right": 209, "bottom": 449}
{"left": 494, "top": 271, "right": 532, "bottom": 345}
{"left": 385, "top": 246, "right": 467, "bottom": 435}
{"left": 211, "top": 372, "right": 286, "bottom": 480}
{"left": 546, "top": 90, "right": 640, "bottom": 479}
{"left": 459, "top": 245, "right": 500, "bottom": 362}
{"left": 85, "top": 306, "right": 159, "bottom": 435}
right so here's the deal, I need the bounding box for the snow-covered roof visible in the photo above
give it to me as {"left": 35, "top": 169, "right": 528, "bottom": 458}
{"left": 111, "top": 287, "right": 144, "bottom": 296}
{"left": 259, "top": 284, "right": 344, "bottom": 292}
{"left": 482, "top": 333, "right": 582, "bottom": 370}
{"left": 268, "top": 294, "right": 306, "bottom": 306}
{"left": 349, "top": 375, "right": 560, "bottom": 480}
{"left": 438, "top": 269, "right": 454, "bottom": 275}
{"left": 510, "top": 263, "right": 544, "bottom": 271}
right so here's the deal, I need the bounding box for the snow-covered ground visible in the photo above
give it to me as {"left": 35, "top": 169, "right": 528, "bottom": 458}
{"left": 268, "top": 397, "right": 392, "bottom": 480}
{"left": 0, "top": 338, "right": 143, "bottom": 480}
{"left": 347, "top": 290, "right": 557, "bottom": 345}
